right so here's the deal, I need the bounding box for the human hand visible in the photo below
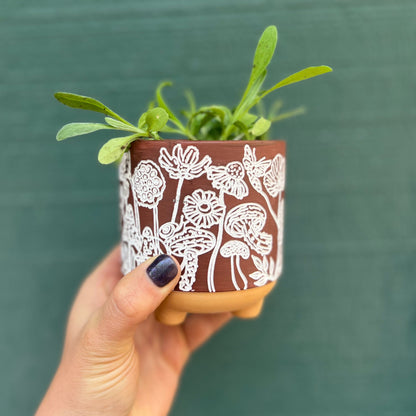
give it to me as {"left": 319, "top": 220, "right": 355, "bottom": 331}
{"left": 35, "top": 246, "right": 231, "bottom": 416}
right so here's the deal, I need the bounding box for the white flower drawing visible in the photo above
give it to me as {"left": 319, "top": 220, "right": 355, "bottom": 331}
{"left": 132, "top": 160, "right": 166, "bottom": 209}
{"left": 206, "top": 161, "right": 248, "bottom": 200}
{"left": 159, "top": 144, "right": 211, "bottom": 180}
{"left": 249, "top": 255, "right": 279, "bottom": 286}
{"left": 263, "top": 154, "right": 285, "bottom": 198}
{"left": 224, "top": 203, "right": 272, "bottom": 256}
{"left": 242, "top": 145, "right": 271, "bottom": 193}
{"left": 159, "top": 144, "right": 212, "bottom": 223}
{"left": 220, "top": 240, "right": 250, "bottom": 290}
{"left": 182, "top": 189, "right": 225, "bottom": 228}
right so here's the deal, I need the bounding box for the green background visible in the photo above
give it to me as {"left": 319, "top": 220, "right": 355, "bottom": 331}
{"left": 1, "top": 1, "right": 415, "bottom": 414}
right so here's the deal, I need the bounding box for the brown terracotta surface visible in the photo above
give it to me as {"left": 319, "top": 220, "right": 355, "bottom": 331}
{"left": 121, "top": 139, "right": 285, "bottom": 293}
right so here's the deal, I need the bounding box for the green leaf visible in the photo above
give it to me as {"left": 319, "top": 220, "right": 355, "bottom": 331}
{"left": 138, "top": 112, "right": 147, "bottom": 128}
{"left": 234, "top": 69, "right": 267, "bottom": 121}
{"left": 54, "top": 92, "right": 131, "bottom": 125}
{"left": 56, "top": 122, "right": 111, "bottom": 141}
{"left": 268, "top": 99, "right": 284, "bottom": 119}
{"left": 189, "top": 113, "right": 215, "bottom": 137}
{"left": 259, "top": 65, "right": 333, "bottom": 99}
{"left": 239, "top": 26, "right": 277, "bottom": 105}
{"left": 270, "top": 106, "right": 306, "bottom": 122}
{"left": 233, "top": 120, "right": 251, "bottom": 140}
{"left": 160, "top": 125, "right": 187, "bottom": 135}
{"left": 105, "top": 117, "right": 146, "bottom": 134}
{"left": 193, "top": 106, "right": 231, "bottom": 124}
{"left": 155, "top": 82, "right": 185, "bottom": 130}
{"left": 145, "top": 107, "right": 169, "bottom": 131}
{"left": 184, "top": 89, "right": 196, "bottom": 115}
{"left": 98, "top": 135, "right": 139, "bottom": 165}
{"left": 240, "top": 112, "right": 258, "bottom": 127}
{"left": 251, "top": 26, "right": 278, "bottom": 86}
{"left": 251, "top": 117, "right": 271, "bottom": 136}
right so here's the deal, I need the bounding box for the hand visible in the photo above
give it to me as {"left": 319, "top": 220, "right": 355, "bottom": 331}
{"left": 36, "top": 246, "right": 231, "bottom": 416}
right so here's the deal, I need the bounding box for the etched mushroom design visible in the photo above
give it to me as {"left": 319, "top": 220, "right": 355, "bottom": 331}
{"left": 220, "top": 240, "right": 250, "bottom": 290}
{"left": 224, "top": 203, "right": 273, "bottom": 256}
{"left": 163, "top": 224, "right": 216, "bottom": 292}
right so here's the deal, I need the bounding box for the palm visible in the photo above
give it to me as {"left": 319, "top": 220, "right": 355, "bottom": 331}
{"left": 133, "top": 312, "right": 230, "bottom": 415}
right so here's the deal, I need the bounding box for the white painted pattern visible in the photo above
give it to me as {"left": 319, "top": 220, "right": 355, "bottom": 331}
{"left": 120, "top": 143, "right": 285, "bottom": 292}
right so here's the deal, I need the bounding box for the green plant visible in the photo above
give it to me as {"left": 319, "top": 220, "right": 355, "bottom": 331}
{"left": 55, "top": 25, "right": 332, "bottom": 164}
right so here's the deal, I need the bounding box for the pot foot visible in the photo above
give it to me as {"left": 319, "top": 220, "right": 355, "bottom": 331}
{"left": 233, "top": 299, "right": 264, "bottom": 319}
{"left": 155, "top": 305, "right": 187, "bottom": 326}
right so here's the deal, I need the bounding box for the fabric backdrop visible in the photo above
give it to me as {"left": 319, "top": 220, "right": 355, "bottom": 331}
{"left": 1, "top": 1, "right": 415, "bottom": 414}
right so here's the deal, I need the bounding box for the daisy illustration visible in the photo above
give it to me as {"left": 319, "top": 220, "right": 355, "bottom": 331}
{"left": 182, "top": 189, "right": 225, "bottom": 228}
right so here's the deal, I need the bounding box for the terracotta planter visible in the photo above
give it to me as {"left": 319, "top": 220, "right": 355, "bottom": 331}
{"left": 119, "top": 139, "right": 286, "bottom": 324}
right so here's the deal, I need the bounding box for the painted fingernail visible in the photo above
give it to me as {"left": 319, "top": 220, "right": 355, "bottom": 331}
{"left": 147, "top": 255, "right": 178, "bottom": 287}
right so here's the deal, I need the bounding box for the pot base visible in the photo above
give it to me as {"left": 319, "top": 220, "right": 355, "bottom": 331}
{"left": 155, "top": 281, "right": 276, "bottom": 325}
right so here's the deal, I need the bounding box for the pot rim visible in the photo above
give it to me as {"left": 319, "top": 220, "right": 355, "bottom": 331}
{"left": 130, "top": 138, "right": 286, "bottom": 145}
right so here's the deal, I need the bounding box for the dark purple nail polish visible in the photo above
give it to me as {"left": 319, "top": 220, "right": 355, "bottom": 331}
{"left": 147, "top": 255, "right": 178, "bottom": 287}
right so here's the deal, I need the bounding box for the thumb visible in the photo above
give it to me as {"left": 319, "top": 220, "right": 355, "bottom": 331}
{"left": 84, "top": 254, "right": 180, "bottom": 349}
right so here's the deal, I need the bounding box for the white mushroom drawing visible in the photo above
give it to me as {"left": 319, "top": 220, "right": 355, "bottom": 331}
{"left": 224, "top": 203, "right": 273, "bottom": 256}
{"left": 220, "top": 240, "right": 250, "bottom": 290}
{"left": 161, "top": 223, "right": 216, "bottom": 291}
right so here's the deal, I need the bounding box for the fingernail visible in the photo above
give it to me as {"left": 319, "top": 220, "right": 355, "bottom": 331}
{"left": 147, "top": 255, "right": 178, "bottom": 287}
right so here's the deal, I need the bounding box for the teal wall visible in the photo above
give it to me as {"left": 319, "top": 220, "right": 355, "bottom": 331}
{"left": 1, "top": 1, "right": 416, "bottom": 414}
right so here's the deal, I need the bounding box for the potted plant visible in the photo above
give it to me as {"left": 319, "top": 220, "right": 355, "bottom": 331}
{"left": 55, "top": 26, "right": 332, "bottom": 325}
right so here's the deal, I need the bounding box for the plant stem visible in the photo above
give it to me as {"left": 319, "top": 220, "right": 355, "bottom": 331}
{"left": 260, "top": 188, "right": 278, "bottom": 226}
{"left": 129, "top": 177, "right": 141, "bottom": 232}
{"left": 171, "top": 177, "right": 184, "bottom": 223}
{"left": 153, "top": 206, "right": 160, "bottom": 255}
{"left": 207, "top": 190, "right": 225, "bottom": 292}
{"left": 236, "top": 256, "right": 248, "bottom": 290}
{"left": 230, "top": 256, "right": 240, "bottom": 291}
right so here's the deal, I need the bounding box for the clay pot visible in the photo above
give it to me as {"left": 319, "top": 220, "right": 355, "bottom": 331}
{"left": 119, "top": 139, "right": 286, "bottom": 324}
